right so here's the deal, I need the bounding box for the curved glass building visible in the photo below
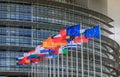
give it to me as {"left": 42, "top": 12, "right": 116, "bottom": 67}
{"left": 0, "top": 0, "right": 119, "bottom": 77}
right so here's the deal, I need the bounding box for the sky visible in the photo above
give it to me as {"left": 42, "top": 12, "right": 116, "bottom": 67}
{"left": 108, "top": 0, "right": 120, "bottom": 45}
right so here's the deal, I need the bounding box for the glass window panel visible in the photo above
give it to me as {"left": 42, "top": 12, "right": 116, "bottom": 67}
{"left": 0, "top": 12, "right": 7, "bottom": 19}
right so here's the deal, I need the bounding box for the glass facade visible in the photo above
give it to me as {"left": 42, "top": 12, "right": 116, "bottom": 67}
{"left": 0, "top": 0, "right": 119, "bottom": 77}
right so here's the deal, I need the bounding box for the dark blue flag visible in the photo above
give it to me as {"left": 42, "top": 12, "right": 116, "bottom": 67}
{"left": 66, "top": 24, "right": 80, "bottom": 36}
{"left": 84, "top": 25, "right": 100, "bottom": 38}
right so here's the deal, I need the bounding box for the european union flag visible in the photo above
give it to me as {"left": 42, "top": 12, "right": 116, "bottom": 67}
{"left": 66, "top": 24, "right": 80, "bottom": 36}
{"left": 84, "top": 25, "right": 100, "bottom": 38}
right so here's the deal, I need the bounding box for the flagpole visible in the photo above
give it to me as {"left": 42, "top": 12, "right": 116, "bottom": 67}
{"left": 47, "top": 59, "right": 48, "bottom": 77}
{"left": 53, "top": 56, "right": 56, "bottom": 77}
{"left": 70, "top": 41, "right": 73, "bottom": 77}
{"left": 65, "top": 8, "right": 69, "bottom": 77}
{"left": 34, "top": 63, "right": 35, "bottom": 77}
{"left": 81, "top": 23, "right": 84, "bottom": 77}
{"left": 31, "top": 64, "right": 33, "bottom": 77}
{"left": 35, "top": 63, "right": 37, "bottom": 77}
{"left": 49, "top": 50, "right": 52, "bottom": 77}
{"left": 93, "top": 38, "right": 96, "bottom": 77}
{"left": 62, "top": 49, "right": 64, "bottom": 77}
{"left": 49, "top": 26, "right": 52, "bottom": 77}
{"left": 100, "top": 26, "right": 102, "bottom": 77}
{"left": 33, "top": 64, "right": 35, "bottom": 77}
{"left": 76, "top": 35, "right": 78, "bottom": 77}
{"left": 36, "top": 63, "right": 38, "bottom": 77}
{"left": 57, "top": 52, "right": 60, "bottom": 77}
{"left": 36, "top": 63, "right": 37, "bottom": 77}
{"left": 87, "top": 43, "right": 90, "bottom": 77}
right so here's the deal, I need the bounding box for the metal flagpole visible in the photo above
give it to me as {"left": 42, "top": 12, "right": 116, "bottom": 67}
{"left": 36, "top": 63, "right": 37, "bottom": 77}
{"left": 64, "top": 8, "right": 69, "bottom": 77}
{"left": 93, "top": 38, "right": 96, "bottom": 77}
{"left": 62, "top": 48, "right": 64, "bottom": 77}
{"left": 74, "top": 6, "right": 79, "bottom": 77}
{"left": 76, "top": 34, "right": 78, "bottom": 77}
{"left": 43, "top": 56, "right": 45, "bottom": 77}
{"left": 70, "top": 41, "right": 73, "bottom": 77}
{"left": 33, "top": 64, "right": 34, "bottom": 77}
{"left": 46, "top": 56, "right": 48, "bottom": 77}
{"left": 49, "top": 59, "right": 51, "bottom": 77}
{"left": 100, "top": 25, "right": 102, "bottom": 77}
{"left": 36, "top": 63, "right": 39, "bottom": 77}
{"left": 57, "top": 6, "right": 61, "bottom": 77}
{"left": 81, "top": 23, "right": 84, "bottom": 77}
{"left": 87, "top": 42, "right": 90, "bottom": 77}
{"left": 53, "top": 56, "right": 56, "bottom": 77}
{"left": 31, "top": 64, "right": 33, "bottom": 77}
{"left": 57, "top": 52, "right": 60, "bottom": 77}
{"left": 68, "top": 9, "right": 73, "bottom": 77}
{"left": 49, "top": 39, "right": 52, "bottom": 77}
{"left": 34, "top": 64, "right": 35, "bottom": 77}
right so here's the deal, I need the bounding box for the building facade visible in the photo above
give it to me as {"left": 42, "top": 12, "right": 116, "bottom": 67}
{"left": 0, "top": 0, "right": 119, "bottom": 77}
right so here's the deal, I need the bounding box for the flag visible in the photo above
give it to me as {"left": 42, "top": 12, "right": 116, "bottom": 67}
{"left": 16, "top": 56, "right": 31, "bottom": 65}
{"left": 52, "top": 46, "right": 60, "bottom": 54}
{"left": 30, "top": 58, "right": 41, "bottom": 63}
{"left": 42, "top": 37, "right": 53, "bottom": 49}
{"left": 45, "top": 54, "right": 58, "bottom": 59}
{"left": 35, "top": 45, "right": 53, "bottom": 54}
{"left": 40, "top": 49, "right": 54, "bottom": 53}
{"left": 52, "top": 35, "right": 68, "bottom": 46}
{"left": 66, "top": 36, "right": 75, "bottom": 43}
{"left": 28, "top": 54, "right": 43, "bottom": 63}
{"left": 58, "top": 46, "right": 68, "bottom": 54}
{"left": 66, "top": 24, "right": 80, "bottom": 36}
{"left": 60, "top": 29, "right": 66, "bottom": 38}
{"left": 64, "top": 41, "right": 77, "bottom": 48}
{"left": 73, "top": 35, "right": 89, "bottom": 43}
{"left": 24, "top": 50, "right": 36, "bottom": 57}
{"left": 28, "top": 54, "right": 40, "bottom": 59}
{"left": 42, "top": 36, "right": 68, "bottom": 49}
{"left": 84, "top": 25, "right": 100, "bottom": 38}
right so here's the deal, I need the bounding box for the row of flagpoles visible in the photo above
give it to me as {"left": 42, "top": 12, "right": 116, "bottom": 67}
{"left": 16, "top": 23, "right": 103, "bottom": 77}
{"left": 16, "top": 24, "right": 100, "bottom": 65}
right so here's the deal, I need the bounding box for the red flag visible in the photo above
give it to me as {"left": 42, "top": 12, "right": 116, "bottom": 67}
{"left": 18, "top": 56, "right": 31, "bottom": 65}
{"left": 60, "top": 29, "right": 66, "bottom": 37}
{"left": 52, "top": 36, "right": 68, "bottom": 46}
{"left": 73, "top": 35, "right": 89, "bottom": 43}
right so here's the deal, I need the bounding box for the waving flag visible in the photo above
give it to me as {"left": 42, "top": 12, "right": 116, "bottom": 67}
{"left": 42, "top": 36, "right": 68, "bottom": 49}
{"left": 17, "top": 24, "right": 101, "bottom": 65}
{"left": 73, "top": 35, "right": 89, "bottom": 43}
{"left": 35, "top": 45, "right": 54, "bottom": 54}
{"left": 64, "top": 41, "right": 77, "bottom": 48}
{"left": 16, "top": 56, "right": 31, "bottom": 65}
{"left": 24, "top": 50, "right": 36, "bottom": 57}
{"left": 58, "top": 46, "right": 68, "bottom": 54}
{"left": 60, "top": 29, "right": 66, "bottom": 38}
{"left": 52, "top": 35, "right": 68, "bottom": 46}
{"left": 84, "top": 25, "right": 100, "bottom": 38}
{"left": 45, "top": 54, "right": 58, "bottom": 59}
{"left": 66, "top": 24, "right": 80, "bottom": 37}
{"left": 28, "top": 54, "right": 44, "bottom": 63}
